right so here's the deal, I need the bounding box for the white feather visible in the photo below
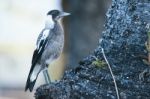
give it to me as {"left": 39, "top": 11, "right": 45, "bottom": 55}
{"left": 42, "top": 29, "right": 49, "bottom": 39}
{"left": 30, "top": 64, "right": 41, "bottom": 82}
{"left": 37, "top": 29, "right": 49, "bottom": 49}
{"left": 45, "top": 15, "right": 54, "bottom": 29}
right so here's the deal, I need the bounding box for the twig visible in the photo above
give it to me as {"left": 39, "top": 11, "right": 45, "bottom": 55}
{"left": 146, "top": 25, "right": 150, "bottom": 62}
{"left": 101, "top": 48, "right": 120, "bottom": 99}
{"left": 147, "top": 30, "right": 150, "bottom": 62}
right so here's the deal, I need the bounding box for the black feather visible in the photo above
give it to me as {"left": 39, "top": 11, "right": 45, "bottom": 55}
{"left": 25, "top": 37, "right": 49, "bottom": 92}
{"left": 25, "top": 69, "right": 37, "bottom": 92}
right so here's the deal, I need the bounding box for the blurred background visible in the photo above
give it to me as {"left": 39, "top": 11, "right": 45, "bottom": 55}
{"left": 0, "top": 0, "right": 110, "bottom": 99}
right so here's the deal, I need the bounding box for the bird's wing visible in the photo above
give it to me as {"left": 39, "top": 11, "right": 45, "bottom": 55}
{"left": 25, "top": 29, "right": 52, "bottom": 91}
{"left": 32, "top": 29, "right": 50, "bottom": 65}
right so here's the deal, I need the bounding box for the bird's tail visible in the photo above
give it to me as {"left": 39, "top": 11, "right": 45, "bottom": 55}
{"left": 25, "top": 64, "right": 41, "bottom": 92}
{"left": 25, "top": 74, "right": 37, "bottom": 92}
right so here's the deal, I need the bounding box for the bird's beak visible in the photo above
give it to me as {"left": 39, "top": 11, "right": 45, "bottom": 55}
{"left": 60, "top": 12, "right": 70, "bottom": 17}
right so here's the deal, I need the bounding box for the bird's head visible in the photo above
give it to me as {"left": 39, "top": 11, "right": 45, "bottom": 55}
{"left": 45, "top": 10, "right": 70, "bottom": 29}
{"left": 47, "top": 10, "right": 70, "bottom": 21}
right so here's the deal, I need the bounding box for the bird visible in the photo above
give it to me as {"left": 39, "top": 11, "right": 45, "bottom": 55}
{"left": 25, "top": 10, "right": 70, "bottom": 92}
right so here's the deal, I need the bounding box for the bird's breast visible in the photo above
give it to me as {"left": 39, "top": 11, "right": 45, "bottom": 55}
{"left": 41, "top": 33, "right": 64, "bottom": 65}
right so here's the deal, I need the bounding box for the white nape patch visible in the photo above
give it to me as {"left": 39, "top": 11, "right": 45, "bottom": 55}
{"left": 45, "top": 15, "right": 54, "bottom": 29}
{"left": 30, "top": 64, "right": 41, "bottom": 82}
{"left": 37, "top": 30, "right": 49, "bottom": 49}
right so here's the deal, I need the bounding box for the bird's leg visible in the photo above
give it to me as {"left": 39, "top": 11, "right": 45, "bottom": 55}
{"left": 43, "top": 67, "right": 51, "bottom": 84}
